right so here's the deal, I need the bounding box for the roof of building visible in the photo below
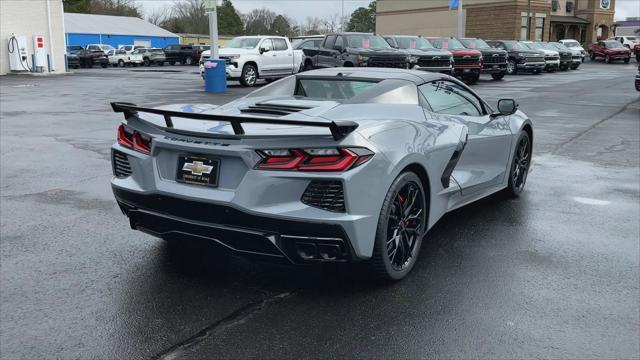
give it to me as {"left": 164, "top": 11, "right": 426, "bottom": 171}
{"left": 613, "top": 20, "right": 640, "bottom": 27}
{"left": 64, "top": 13, "right": 178, "bottom": 37}
{"left": 549, "top": 15, "right": 591, "bottom": 24}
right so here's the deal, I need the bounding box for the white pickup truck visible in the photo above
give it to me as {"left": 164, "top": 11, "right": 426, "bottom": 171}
{"left": 199, "top": 36, "right": 304, "bottom": 86}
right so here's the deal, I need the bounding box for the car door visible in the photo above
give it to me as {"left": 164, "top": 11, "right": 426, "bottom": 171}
{"left": 271, "top": 38, "right": 294, "bottom": 74}
{"left": 318, "top": 35, "right": 337, "bottom": 68}
{"left": 419, "top": 80, "right": 513, "bottom": 195}
{"left": 258, "top": 38, "right": 277, "bottom": 73}
{"left": 331, "top": 35, "right": 345, "bottom": 67}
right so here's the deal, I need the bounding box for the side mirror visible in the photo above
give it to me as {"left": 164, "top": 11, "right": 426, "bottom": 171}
{"left": 259, "top": 46, "right": 271, "bottom": 54}
{"left": 494, "top": 99, "right": 518, "bottom": 116}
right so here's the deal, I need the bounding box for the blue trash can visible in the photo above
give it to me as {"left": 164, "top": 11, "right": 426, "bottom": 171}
{"left": 204, "top": 59, "right": 227, "bottom": 93}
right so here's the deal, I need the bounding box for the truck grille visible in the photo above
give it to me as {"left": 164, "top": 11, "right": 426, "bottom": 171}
{"left": 453, "top": 55, "right": 481, "bottom": 65}
{"left": 560, "top": 53, "right": 572, "bottom": 61}
{"left": 112, "top": 150, "right": 132, "bottom": 178}
{"left": 526, "top": 56, "right": 544, "bottom": 63}
{"left": 544, "top": 55, "right": 559, "bottom": 61}
{"left": 367, "top": 57, "right": 406, "bottom": 68}
{"left": 219, "top": 56, "right": 232, "bottom": 65}
{"left": 301, "top": 180, "right": 345, "bottom": 212}
{"left": 417, "top": 56, "right": 451, "bottom": 68}
{"left": 483, "top": 54, "right": 507, "bottom": 64}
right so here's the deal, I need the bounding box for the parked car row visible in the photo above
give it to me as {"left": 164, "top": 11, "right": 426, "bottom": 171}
{"left": 65, "top": 43, "right": 210, "bottom": 69}
{"left": 197, "top": 33, "right": 602, "bottom": 87}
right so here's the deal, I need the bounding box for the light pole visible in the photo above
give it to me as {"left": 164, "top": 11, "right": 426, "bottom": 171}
{"left": 527, "top": 0, "right": 531, "bottom": 40}
{"left": 205, "top": 0, "right": 219, "bottom": 59}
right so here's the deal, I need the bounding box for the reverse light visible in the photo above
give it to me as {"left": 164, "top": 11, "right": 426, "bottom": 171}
{"left": 256, "top": 147, "right": 374, "bottom": 172}
{"left": 117, "top": 124, "right": 152, "bottom": 154}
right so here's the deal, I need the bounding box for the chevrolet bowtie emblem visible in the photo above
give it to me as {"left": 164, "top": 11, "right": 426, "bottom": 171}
{"left": 183, "top": 161, "right": 213, "bottom": 175}
{"left": 433, "top": 56, "right": 440, "bottom": 60}
{"left": 492, "top": 54, "right": 499, "bottom": 57}
{"left": 463, "top": 55, "right": 470, "bottom": 59}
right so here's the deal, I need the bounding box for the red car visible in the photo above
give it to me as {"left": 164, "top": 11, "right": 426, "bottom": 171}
{"left": 589, "top": 40, "right": 631, "bottom": 63}
{"left": 427, "top": 37, "right": 482, "bottom": 84}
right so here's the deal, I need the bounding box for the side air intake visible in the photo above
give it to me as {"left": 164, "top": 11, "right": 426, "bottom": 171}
{"left": 301, "top": 180, "right": 345, "bottom": 212}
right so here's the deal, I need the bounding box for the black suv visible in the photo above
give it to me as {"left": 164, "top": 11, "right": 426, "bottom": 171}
{"left": 76, "top": 48, "right": 109, "bottom": 68}
{"left": 459, "top": 38, "right": 508, "bottom": 80}
{"left": 486, "top": 40, "right": 545, "bottom": 75}
{"left": 163, "top": 44, "right": 196, "bottom": 65}
{"left": 384, "top": 35, "right": 453, "bottom": 74}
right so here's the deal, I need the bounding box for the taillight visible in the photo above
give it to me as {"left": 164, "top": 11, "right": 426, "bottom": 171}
{"left": 256, "top": 147, "right": 373, "bottom": 172}
{"left": 117, "top": 124, "right": 151, "bottom": 154}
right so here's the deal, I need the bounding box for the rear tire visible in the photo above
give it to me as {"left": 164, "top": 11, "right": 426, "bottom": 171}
{"left": 144, "top": 58, "right": 151, "bottom": 67}
{"left": 503, "top": 131, "right": 531, "bottom": 198}
{"left": 184, "top": 56, "right": 193, "bottom": 65}
{"left": 118, "top": 59, "right": 125, "bottom": 67}
{"left": 368, "top": 172, "right": 427, "bottom": 282}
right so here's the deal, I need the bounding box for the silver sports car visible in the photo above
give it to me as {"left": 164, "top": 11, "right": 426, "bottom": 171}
{"left": 110, "top": 68, "right": 533, "bottom": 281}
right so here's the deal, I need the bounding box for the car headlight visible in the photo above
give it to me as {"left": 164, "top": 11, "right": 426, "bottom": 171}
{"left": 517, "top": 53, "right": 528, "bottom": 58}
{"left": 227, "top": 55, "right": 240, "bottom": 60}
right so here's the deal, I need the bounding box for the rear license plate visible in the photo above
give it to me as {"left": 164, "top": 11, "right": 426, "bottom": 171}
{"left": 176, "top": 155, "right": 220, "bottom": 187}
{"left": 463, "top": 68, "right": 471, "bottom": 73}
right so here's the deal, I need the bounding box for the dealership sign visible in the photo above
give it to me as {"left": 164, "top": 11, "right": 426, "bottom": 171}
{"left": 600, "top": 0, "right": 610, "bottom": 9}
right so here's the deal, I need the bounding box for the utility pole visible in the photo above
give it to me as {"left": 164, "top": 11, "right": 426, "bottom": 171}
{"left": 205, "top": 0, "right": 219, "bottom": 59}
{"left": 457, "top": 0, "right": 463, "bottom": 38}
{"left": 341, "top": 0, "right": 345, "bottom": 32}
{"left": 527, "top": 0, "right": 531, "bottom": 40}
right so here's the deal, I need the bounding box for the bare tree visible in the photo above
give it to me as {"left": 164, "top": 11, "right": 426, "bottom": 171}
{"left": 321, "top": 13, "right": 340, "bottom": 33}
{"left": 302, "top": 16, "right": 323, "bottom": 35}
{"left": 147, "top": 6, "right": 171, "bottom": 26}
{"left": 172, "top": 0, "right": 208, "bottom": 34}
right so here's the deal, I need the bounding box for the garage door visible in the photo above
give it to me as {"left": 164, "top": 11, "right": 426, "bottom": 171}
{"left": 133, "top": 40, "right": 151, "bottom": 47}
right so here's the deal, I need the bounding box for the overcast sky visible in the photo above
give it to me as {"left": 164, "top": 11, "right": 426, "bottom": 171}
{"left": 135, "top": 0, "right": 639, "bottom": 22}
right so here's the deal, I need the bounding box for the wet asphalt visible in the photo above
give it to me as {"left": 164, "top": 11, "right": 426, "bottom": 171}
{"left": 1, "top": 61, "right": 638, "bottom": 359}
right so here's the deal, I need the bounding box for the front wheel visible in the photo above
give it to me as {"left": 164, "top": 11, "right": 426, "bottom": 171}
{"left": 590, "top": 52, "right": 596, "bottom": 61}
{"left": 464, "top": 72, "right": 479, "bottom": 84}
{"left": 506, "top": 59, "right": 517, "bottom": 75}
{"left": 118, "top": 59, "right": 125, "bottom": 67}
{"left": 503, "top": 131, "right": 531, "bottom": 198}
{"left": 239, "top": 64, "right": 258, "bottom": 87}
{"left": 605, "top": 55, "right": 611, "bottom": 63}
{"left": 100, "top": 63, "right": 108, "bottom": 68}
{"left": 183, "top": 56, "right": 193, "bottom": 65}
{"left": 491, "top": 72, "right": 505, "bottom": 80}
{"left": 624, "top": 58, "right": 630, "bottom": 64}
{"left": 368, "top": 172, "right": 427, "bottom": 281}
{"left": 144, "top": 58, "right": 151, "bottom": 67}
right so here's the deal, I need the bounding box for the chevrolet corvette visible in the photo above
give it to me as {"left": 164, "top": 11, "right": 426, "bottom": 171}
{"left": 110, "top": 68, "right": 533, "bottom": 281}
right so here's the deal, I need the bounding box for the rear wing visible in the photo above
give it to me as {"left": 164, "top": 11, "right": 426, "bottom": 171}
{"left": 110, "top": 102, "right": 358, "bottom": 141}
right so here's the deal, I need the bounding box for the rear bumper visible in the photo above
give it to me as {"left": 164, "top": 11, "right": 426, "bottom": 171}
{"left": 113, "top": 186, "right": 356, "bottom": 264}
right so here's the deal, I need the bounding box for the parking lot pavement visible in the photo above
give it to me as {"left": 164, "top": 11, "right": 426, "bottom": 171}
{"left": 1, "top": 61, "right": 638, "bottom": 359}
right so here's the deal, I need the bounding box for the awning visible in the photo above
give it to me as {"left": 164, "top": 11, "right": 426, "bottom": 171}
{"left": 549, "top": 15, "right": 591, "bottom": 25}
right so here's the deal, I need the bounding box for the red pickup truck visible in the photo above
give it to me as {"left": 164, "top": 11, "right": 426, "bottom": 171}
{"left": 427, "top": 37, "right": 483, "bottom": 84}
{"left": 589, "top": 40, "right": 631, "bottom": 63}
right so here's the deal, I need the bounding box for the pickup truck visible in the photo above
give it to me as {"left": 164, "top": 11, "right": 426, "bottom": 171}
{"left": 427, "top": 37, "right": 483, "bottom": 83}
{"left": 459, "top": 37, "right": 508, "bottom": 80}
{"left": 608, "top": 36, "right": 639, "bottom": 49}
{"left": 589, "top": 40, "right": 631, "bottom": 63}
{"left": 486, "top": 40, "right": 545, "bottom": 75}
{"left": 384, "top": 35, "right": 453, "bottom": 74}
{"left": 199, "top": 36, "right": 304, "bottom": 86}
{"left": 163, "top": 44, "right": 197, "bottom": 65}
{"left": 301, "top": 33, "right": 409, "bottom": 71}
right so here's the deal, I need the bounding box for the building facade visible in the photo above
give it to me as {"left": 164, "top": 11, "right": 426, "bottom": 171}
{"left": 64, "top": 13, "right": 179, "bottom": 49}
{"left": 0, "top": 0, "right": 66, "bottom": 75}
{"left": 376, "top": 0, "right": 616, "bottom": 45}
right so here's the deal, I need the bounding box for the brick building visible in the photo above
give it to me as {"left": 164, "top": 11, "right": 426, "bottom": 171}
{"left": 376, "top": 0, "right": 616, "bottom": 45}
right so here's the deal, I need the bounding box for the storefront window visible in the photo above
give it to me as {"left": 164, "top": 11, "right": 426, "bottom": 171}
{"left": 535, "top": 17, "right": 545, "bottom": 41}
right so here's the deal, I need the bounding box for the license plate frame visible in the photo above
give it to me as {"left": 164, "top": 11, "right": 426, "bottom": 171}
{"left": 176, "top": 155, "right": 220, "bottom": 188}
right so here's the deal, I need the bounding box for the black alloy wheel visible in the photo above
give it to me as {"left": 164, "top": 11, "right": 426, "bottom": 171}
{"left": 504, "top": 131, "right": 531, "bottom": 198}
{"left": 144, "top": 58, "right": 151, "bottom": 67}
{"left": 369, "top": 172, "right": 427, "bottom": 281}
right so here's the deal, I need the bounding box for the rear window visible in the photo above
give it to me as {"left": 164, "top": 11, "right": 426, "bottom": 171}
{"left": 295, "top": 79, "right": 378, "bottom": 100}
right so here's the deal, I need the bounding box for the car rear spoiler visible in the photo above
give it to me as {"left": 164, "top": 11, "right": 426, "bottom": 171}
{"left": 110, "top": 102, "right": 358, "bottom": 141}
